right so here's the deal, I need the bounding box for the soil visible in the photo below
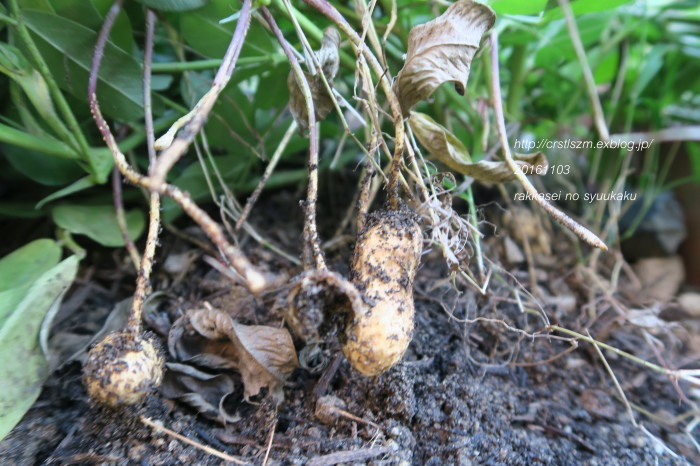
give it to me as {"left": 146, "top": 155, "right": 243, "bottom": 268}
{"left": 1, "top": 185, "right": 697, "bottom": 465}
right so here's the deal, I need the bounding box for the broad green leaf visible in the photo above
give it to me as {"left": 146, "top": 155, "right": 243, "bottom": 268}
{"left": 49, "top": 0, "right": 135, "bottom": 53}
{"left": 21, "top": 10, "right": 145, "bottom": 121}
{"left": 136, "top": 0, "right": 209, "bottom": 11}
{"left": 52, "top": 204, "right": 145, "bottom": 247}
{"left": 17, "top": 0, "right": 53, "bottom": 12}
{"left": 409, "top": 112, "right": 549, "bottom": 183}
{"left": 254, "top": 64, "right": 289, "bottom": 110}
{"left": 487, "top": 0, "right": 546, "bottom": 16}
{"left": 3, "top": 145, "right": 83, "bottom": 186}
{"left": 394, "top": 1, "right": 496, "bottom": 115}
{"left": 0, "top": 239, "right": 61, "bottom": 302}
{"left": 0, "top": 237, "right": 61, "bottom": 325}
{"left": 0, "top": 239, "right": 60, "bottom": 292}
{"left": 0, "top": 255, "right": 78, "bottom": 442}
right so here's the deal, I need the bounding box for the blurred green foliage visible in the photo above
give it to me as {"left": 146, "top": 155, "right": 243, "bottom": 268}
{"left": 0, "top": 0, "right": 696, "bottom": 245}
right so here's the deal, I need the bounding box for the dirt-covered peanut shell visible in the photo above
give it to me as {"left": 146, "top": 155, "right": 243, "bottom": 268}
{"left": 83, "top": 331, "right": 163, "bottom": 407}
{"left": 342, "top": 209, "right": 422, "bottom": 376}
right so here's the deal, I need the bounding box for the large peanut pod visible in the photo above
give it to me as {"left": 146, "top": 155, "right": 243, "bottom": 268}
{"left": 342, "top": 209, "right": 422, "bottom": 376}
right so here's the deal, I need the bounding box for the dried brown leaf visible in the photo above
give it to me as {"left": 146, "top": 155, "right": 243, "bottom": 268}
{"left": 160, "top": 362, "right": 239, "bottom": 423}
{"left": 395, "top": 0, "right": 495, "bottom": 115}
{"left": 288, "top": 27, "right": 340, "bottom": 133}
{"left": 169, "top": 307, "right": 298, "bottom": 401}
{"left": 409, "top": 112, "right": 548, "bottom": 182}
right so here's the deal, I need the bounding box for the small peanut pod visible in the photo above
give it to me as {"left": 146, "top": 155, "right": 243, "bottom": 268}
{"left": 83, "top": 331, "right": 163, "bottom": 407}
{"left": 342, "top": 209, "right": 422, "bottom": 376}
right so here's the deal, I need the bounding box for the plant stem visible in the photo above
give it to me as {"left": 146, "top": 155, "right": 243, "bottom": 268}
{"left": 548, "top": 325, "right": 699, "bottom": 384}
{"left": 112, "top": 168, "right": 141, "bottom": 271}
{"left": 236, "top": 120, "right": 297, "bottom": 231}
{"left": 488, "top": 31, "right": 607, "bottom": 251}
{"left": 151, "top": 54, "right": 285, "bottom": 72}
{"left": 271, "top": 0, "right": 355, "bottom": 69}
{"left": 558, "top": 0, "right": 610, "bottom": 141}
{"left": 300, "top": 0, "right": 405, "bottom": 210}
{"left": 128, "top": 8, "right": 162, "bottom": 333}
{"left": 261, "top": 6, "right": 326, "bottom": 271}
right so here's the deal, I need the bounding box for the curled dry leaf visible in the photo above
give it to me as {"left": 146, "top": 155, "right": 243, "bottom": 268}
{"left": 409, "top": 112, "right": 548, "bottom": 182}
{"left": 169, "top": 306, "right": 298, "bottom": 401}
{"left": 394, "top": 0, "right": 495, "bottom": 115}
{"left": 288, "top": 27, "right": 341, "bottom": 133}
{"left": 160, "top": 362, "right": 239, "bottom": 423}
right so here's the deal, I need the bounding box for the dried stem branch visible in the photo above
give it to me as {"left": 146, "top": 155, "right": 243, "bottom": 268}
{"left": 112, "top": 168, "right": 141, "bottom": 270}
{"left": 140, "top": 417, "right": 247, "bottom": 465}
{"left": 236, "top": 120, "right": 298, "bottom": 230}
{"left": 151, "top": 0, "right": 254, "bottom": 182}
{"left": 299, "top": 0, "right": 406, "bottom": 210}
{"left": 587, "top": 329, "right": 637, "bottom": 426}
{"left": 488, "top": 31, "right": 607, "bottom": 251}
{"left": 261, "top": 6, "right": 326, "bottom": 271}
{"left": 127, "top": 8, "right": 162, "bottom": 332}
{"left": 549, "top": 325, "right": 700, "bottom": 386}
{"left": 558, "top": 0, "right": 610, "bottom": 142}
{"left": 89, "top": 0, "right": 268, "bottom": 293}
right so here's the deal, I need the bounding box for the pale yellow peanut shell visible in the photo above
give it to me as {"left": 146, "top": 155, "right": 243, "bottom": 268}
{"left": 342, "top": 209, "right": 422, "bottom": 376}
{"left": 83, "top": 331, "right": 163, "bottom": 407}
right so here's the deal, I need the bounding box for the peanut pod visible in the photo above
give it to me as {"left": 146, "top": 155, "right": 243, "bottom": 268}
{"left": 342, "top": 209, "right": 422, "bottom": 376}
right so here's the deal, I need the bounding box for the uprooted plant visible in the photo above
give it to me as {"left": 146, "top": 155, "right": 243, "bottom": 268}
{"left": 83, "top": 0, "right": 616, "bottom": 409}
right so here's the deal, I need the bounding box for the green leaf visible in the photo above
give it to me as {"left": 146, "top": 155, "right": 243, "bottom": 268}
{"left": 185, "top": 71, "right": 256, "bottom": 148}
{"left": 0, "top": 254, "right": 78, "bottom": 442}
{"left": 0, "top": 202, "right": 46, "bottom": 219}
{"left": 535, "top": 14, "right": 612, "bottom": 66}
{"left": 52, "top": 204, "right": 145, "bottom": 247}
{"left": 136, "top": 0, "right": 209, "bottom": 11}
{"left": 593, "top": 47, "right": 619, "bottom": 84}
{"left": 542, "top": 0, "right": 632, "bottom": 22}
{"left": 3, "top": 144, "right": 84, "bottom": 186}
{"left": 632, "top": 45, "right": 667, "bottom": 97}
{"left": 409, "top": 112, "right": 549, "bottom": 183}
{"left": 487, "top": 0, "right": 547, "bottom": 16}
{"left": 0, "top": 43, "right": 75, "bottom": 146}
{"left": 21, "top": 10, "right": 146, "bottom": 121}
{"left": 36, "top": 176, "right": 99, "bottom": 209}
{"left": 0, "top": 238, "right": 61, "bottom": 300}
{"left": 0, "top": 121, "right": 77, "bottom": 159}
{"left": 180, "top": 0, "right": 274, "bottom": 59}
{"left": 17, "top": 0, "right": 54, "bottom": 12}
{"left": 49, "top": 0, "right": 135, "bottom": 53}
